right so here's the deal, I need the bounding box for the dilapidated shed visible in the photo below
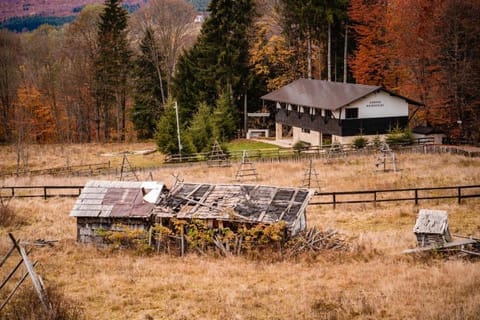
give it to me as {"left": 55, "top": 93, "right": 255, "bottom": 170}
{"left": 70, "top": 180, "right": 165, "bottom": 244}
{"left": 70, "top": 180, "right": 314, "bottom": 244}
{"left": 154, "top": 182, "right": 314, "bottom": 235}
{"left": 413, "top": 209, "right": 452, "bottom": 247}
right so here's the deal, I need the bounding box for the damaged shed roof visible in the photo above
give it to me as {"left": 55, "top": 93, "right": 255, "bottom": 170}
{"left": 70, "top": 180, "right": 164, "bottom": 218}
{"left": 154, "top": 182, "right": 314, "bottom": 227}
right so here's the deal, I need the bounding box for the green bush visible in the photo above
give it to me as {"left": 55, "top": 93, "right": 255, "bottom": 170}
{"left": 293, "top": 140, "right": 309, "bottom": 151}
{"left": 386, "top": 126, "right": 413, "bottom": 145}
{"left": 352, "top": 136, "right": 368, "bottom": 149}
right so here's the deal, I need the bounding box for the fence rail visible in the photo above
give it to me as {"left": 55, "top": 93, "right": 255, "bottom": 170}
{"left": 0, "top": 186, "right": 83, "bottom": 200}
{"left": 1, "top": 184, "right": 480, "bottom": 208}
{"left": 311, "top": 185, "right": 480, "bottom": 208}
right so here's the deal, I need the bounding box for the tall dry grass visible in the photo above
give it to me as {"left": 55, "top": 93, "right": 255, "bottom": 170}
{"left": 0, "top": 145, "right": 479, "bottom": 319}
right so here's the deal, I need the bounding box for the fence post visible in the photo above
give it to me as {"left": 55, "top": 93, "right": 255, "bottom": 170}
{"left": 43, "top": 187, "right": 47, "bottom": 200}
{"left": 332, "top": 193, "right": 336, "bottom": 209}
{"left": 11, "top": 187, "right": 14, "bottom": 197}
{"left": 458, "top": 187, "right": 462, "bottom": 204}
{"left": 414, "top": 189, "right": 418, "bottom": 205}
{"left": 373, "top": 191, "right": 377, "bottom": 208}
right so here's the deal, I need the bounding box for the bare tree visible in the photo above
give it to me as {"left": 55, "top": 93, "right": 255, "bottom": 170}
{"left": 130, "top": 0, "right": 197, "bottom": 90}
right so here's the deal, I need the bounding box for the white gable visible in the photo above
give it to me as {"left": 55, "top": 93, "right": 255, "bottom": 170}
{"left": 341, "top": 91, "right": 409, "bottom": 119}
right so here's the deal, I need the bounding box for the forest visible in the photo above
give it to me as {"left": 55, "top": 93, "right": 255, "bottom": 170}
{"left": 0, "top": 0, "right": 478, "bottom": 151}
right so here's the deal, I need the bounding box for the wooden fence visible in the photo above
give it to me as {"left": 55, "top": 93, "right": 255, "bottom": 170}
{"left": 1, "top": 184, "right": 480, "bottom": 208}
{"left": 0, "top": 186, "right": 83, "bottom": 200}
{"left": 164, "top": 138, "right": 436, "bottom": 164}
{"left": 311, "top": 185, "right": 480, "bottom": 208}
{"left": 0, "top": 162, "right": 111, "bottom": 178}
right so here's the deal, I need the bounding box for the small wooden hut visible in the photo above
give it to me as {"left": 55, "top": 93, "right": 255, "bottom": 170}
{"left": 413, "top": 209, "right": 452, "bottom": 247}
{"left": 69, "top": 180, "right": 165, "bottom": 244}
{"left": 70, "top": 180, "right": 314, "bottom": 245}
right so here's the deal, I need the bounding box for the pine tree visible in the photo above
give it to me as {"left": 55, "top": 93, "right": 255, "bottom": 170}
{"left": 95, "top": 0, "right": 131, "bottom": 141}
{"left": 171, "top": 0, "right": 256, "bottom": 129}
{"left": 131, "top": 27, "right": 166, "bottom": 139}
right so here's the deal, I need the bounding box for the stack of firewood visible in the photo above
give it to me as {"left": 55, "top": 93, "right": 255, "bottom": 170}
{"left": 287, "top": 227, "right": 350, "bottom": 256}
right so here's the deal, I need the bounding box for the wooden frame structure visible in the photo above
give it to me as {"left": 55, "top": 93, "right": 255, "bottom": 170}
{"left": 0, "top": 234, "right": 49, "bottom": 312}
{"left": 404, "top": 209, "right": 480, "bottom": 255}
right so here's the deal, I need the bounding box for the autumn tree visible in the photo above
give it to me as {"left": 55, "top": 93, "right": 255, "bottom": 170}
{"left": 436, "top": 0, "right": 480, "bottom": 141}
{"left": 0, "top": 30, "right": 21, "bottom": 143}
{"left": 63, "top": 4, "right": 103, "bottom": 142}
{"left": 277, "top": 0, "right": 348, "bottom": 81}
{"left": 348, "top": 0, "right": 397, "bottom": 87}
{"left": 130, "top": 0, "right": 197, "bottom": 93}
{"left": 21, "top": 25, "right": 66, "bottom": 142}
{"left": 95, "top": 0, "right": 131, "bottom": 141}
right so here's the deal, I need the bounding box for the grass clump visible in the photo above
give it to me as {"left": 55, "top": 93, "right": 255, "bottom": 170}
{"left": 0, "top": 284, "right": 84, "bottom": 320}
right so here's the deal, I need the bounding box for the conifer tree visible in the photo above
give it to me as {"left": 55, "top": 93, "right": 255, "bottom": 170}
{"left": 95, "top": 0, "right": 131, "bottom": 141}
{"left": 131, "top": 27, "right": 166, "bottom": 139}
{"left": 171, "top": 0, "right": 256, "bottom": 129}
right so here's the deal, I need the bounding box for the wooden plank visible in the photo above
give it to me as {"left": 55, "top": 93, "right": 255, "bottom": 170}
{"left": 70, "top": 210, "right": 101, "bottom": 217}
{"left": 0, "top": 245, "right": 15, "bottom": 268}
{"left": 404, "top": 238, "right": 478, "bottom": 254}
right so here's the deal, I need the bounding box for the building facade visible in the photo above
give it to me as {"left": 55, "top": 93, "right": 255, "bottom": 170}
{"left": 262, "top": 79, "right": 423, "bottom": 146}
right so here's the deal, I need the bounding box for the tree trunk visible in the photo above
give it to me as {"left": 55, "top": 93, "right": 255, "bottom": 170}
{"left": 344, "top": 24, "right": 348, "bottom": 83}
{"left": 328, "top": 23, "right": 332, "bottom": 82}
{"left": 307, "top": 30, "right": 312, "bottom": 79}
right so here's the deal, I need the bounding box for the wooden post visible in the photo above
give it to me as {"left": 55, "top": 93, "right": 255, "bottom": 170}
{"left": 414, "top": 189, "right": 418, "bottom": 205}
{"left": 458, "top": 187, "right": 462, "bottom": 204}
{"left": 43, "top": 187, "right": 47, "bottom": 200}
{"left": 180, "top": 227, "right": 185, "bottom": 257}
{"left": 8, "top": 233, "right": 49, "bottom": 311}
{"left": 373, "top": 191, "right": 377, "bottom": 208}
{"left": 332, "top": 193, "right": 336, "bottom": 209}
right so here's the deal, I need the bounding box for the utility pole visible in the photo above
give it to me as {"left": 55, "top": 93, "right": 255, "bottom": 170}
{"left": 174, "top": 101, "right": 182, "bottom": 160}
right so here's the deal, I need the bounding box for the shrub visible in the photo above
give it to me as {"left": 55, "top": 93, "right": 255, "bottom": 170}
{"left": 386, "top": 126, "right": 413, "bottom": 145}
{"left": 352, "top": 136, "right": 368, "bottom": 149}
{"left": 293, "top": 140, "right": 309, "bottom": 151}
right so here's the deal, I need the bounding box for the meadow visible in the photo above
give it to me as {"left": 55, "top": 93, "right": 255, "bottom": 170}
{"left": 1, "top": 142, "right": 480, "bottom": 319}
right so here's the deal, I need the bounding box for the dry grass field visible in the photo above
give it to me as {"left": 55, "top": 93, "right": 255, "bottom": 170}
{"left": 1, "top": 143, "right": 480, "bottom": 319}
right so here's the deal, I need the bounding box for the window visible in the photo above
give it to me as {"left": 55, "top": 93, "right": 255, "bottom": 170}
{"left": 345, "top": 108, "right": 359, "bottom": 119}
{"left": 325, "top": 110, "right": 332, "bottom": 118}
{"left": 301, "top": 128, "right": 310, "bottom": 133}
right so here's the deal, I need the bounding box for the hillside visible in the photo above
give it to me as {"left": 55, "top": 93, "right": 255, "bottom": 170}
{"left": 0, "top": 0, "right": 144, "bottom": 21}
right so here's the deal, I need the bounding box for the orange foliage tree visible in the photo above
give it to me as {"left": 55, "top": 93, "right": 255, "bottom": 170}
{"left": 349, "top": 0, "right": 480, "bottom": 141}
{"left": 15, "top": 85, "right": 56, "bottom": 144}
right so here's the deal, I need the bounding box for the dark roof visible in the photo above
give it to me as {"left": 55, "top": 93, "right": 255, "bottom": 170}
{"left": 261, "top": 79, "right": 424, "bottom": 110}
{"left": 412, "top": 126, "right": 445, "bottom": 135}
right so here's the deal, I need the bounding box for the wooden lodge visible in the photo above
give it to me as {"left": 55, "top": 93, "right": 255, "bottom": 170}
{"left": 70, "top": 180, "right": 314, "bottom": 245}
{"left": 261, "top": 79, "right": 424, "bottom": 146}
